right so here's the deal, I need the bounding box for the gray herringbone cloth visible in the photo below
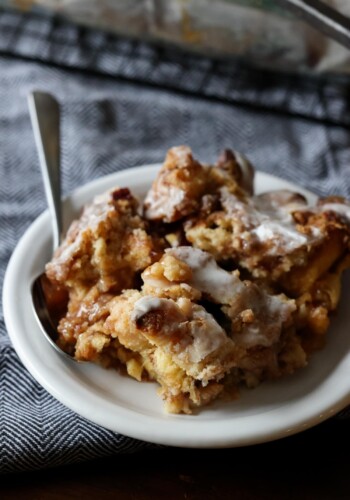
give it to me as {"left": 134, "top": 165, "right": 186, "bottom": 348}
{"left": 1, "top": 9, "right": 350, "bottom": 473}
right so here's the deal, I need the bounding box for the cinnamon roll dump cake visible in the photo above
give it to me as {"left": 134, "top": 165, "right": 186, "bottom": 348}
{"left": 45, "top": 146, "right": 350, "bottom": 414}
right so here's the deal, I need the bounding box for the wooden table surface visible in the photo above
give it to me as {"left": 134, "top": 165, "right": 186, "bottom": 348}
{"left": 2, "top": 417, "right": 349, "bottom": 499}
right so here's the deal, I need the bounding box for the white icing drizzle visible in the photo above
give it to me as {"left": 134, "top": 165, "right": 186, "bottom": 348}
{"left": 131, "top": 296, "right": 165, "bottom": 322}
{"left": 253, "top": 221, "right": 309, "bottom": 252}
{"left": 166, "top": 246, "right": 245, "bottom": 303}
{"left": 144, "top": 145, "right": 196, "bottom": 221}
{"left": 220, "top": 188, "right": 318, "bottom": 255}
{"left": 184, "top": 306, "right": 228, "bottom": 363}
{"left": 229, "top": 290, "right": 295, "bottom": 348}
{"left": 144, "top": 185, "right": 185, "bottom": 221}
{"left": 166, "top": 247, "right": 295, "bottom": 348}
{"left": 131, "top": 295, "right": 228, "bottom": 363}
{"left": 254, "top": 190, "right": 308, "bottom": 215}
{"left": 48, "top": 191, "right": 117, "bottom": 279}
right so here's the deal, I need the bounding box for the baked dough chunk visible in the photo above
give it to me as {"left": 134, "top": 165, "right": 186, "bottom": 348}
{"left": 185, "top": 189, "right": 350, "bottom": 295}
{"left": 144, "top": 146, "right": 254, "bottom": 224}
{"left": 146, "top": 247, "right": 301, "bottom": 385}
{"left": 184, "top": 189, "right": 350, "bottom": 350}
{"left": 144, "top": 146, "right": 208, "bottom": 223}
{"left": 143, "top": 147, "right": 350, "bottom": 301}
{"left": 107, "top": 248, "right": 298, "bottom": 412}
{"left": 106, "top": 291, "right": 238, "bottom": 414}
{"left": 46, "top": 187, "right": 161, "bottom": 295}
{"left": 143, "top": 147, "right": 350, "bottom": 354}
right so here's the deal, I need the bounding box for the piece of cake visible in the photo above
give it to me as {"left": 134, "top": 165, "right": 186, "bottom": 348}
{"left": 43, "top": 146, "right": 350, "bottom": 414}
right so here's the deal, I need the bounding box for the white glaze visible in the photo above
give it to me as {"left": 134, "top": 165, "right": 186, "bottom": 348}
{"left": 167, "top": 247, "right": 295, "bottom": 348}
{"left": 220, "top": 187, "right": 319, "bottom": 256}
{"left": 166, "top": 246, "right": 245, "bottom": 303}
{"left": 47, "top": 191, "right": 117, "bottom": 279}
{"left": 131, "top": 296, "right": 165, "bottom": 322}
{"left": 185, "top": 306, "right": 228, "bottom": 363}
{"left": 252, "top": 221, "right": 309, "bottom": 253}
{"left": 144, "top": 184, "right": 186, "bottom": 221}
{"left": 131, "top": 294, "right": 227, "bottom": 363}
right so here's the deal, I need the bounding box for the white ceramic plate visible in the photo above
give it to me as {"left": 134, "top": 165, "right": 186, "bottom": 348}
{"left": 3, "top": 165, "right": 350, "bottom": 448}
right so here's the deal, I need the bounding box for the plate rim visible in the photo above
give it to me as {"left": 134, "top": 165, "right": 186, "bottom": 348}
{"left": 3, "top": 164, "right": 350, "bottom": 448}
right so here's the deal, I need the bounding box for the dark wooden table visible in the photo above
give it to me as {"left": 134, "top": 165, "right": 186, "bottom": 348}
{"left": 2, "top": 417, "right": 349, "bottom": 499}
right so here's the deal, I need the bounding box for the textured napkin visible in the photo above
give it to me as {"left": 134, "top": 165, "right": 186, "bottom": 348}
{"left": 1, "top": 8, "right": 350, "bottom": 473}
